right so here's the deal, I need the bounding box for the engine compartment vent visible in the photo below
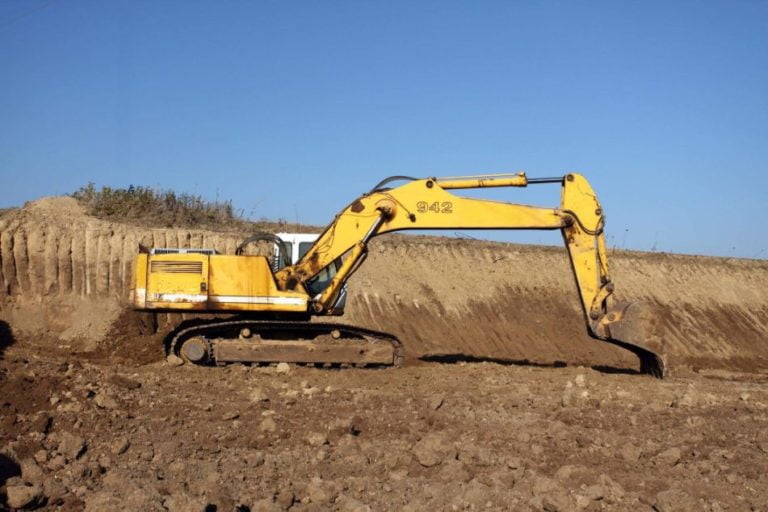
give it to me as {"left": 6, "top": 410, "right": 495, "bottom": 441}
{"left": 151, "top": 248, "right": 217, "bottom": 255}
{"left": 150, "top": 261, "right": 204, "bottom": 274}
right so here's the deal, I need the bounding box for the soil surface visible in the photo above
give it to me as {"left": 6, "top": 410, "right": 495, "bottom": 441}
{"left": 2, "top": 341, "right": 768, "bottom": 511}
{"left": 1, "top": 196, "right": 768, "bottom": 510}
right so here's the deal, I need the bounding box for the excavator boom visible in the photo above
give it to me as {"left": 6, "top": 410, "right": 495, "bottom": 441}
{"left": 275, "top": 172, "right": 665, "bottom": 377}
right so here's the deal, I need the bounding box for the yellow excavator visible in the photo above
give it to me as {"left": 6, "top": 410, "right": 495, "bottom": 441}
{"left": 130, "top": 172, "right": 666, "bottom": 377}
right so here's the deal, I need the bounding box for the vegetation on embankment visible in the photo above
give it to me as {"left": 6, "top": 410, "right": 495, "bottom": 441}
{"left": 70, "top": 183, "right": 319, "bottom": 232}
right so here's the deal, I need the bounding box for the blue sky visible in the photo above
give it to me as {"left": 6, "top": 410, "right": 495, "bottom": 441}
{"left": 1, "top": 0, "right": 766, "bottom": 258}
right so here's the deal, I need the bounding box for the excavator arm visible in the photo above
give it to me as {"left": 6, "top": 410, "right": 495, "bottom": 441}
{"left": 275, "top": 172, "right": 666, "bottom": 377}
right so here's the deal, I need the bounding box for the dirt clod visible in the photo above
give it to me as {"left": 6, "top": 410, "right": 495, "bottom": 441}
{"left": 6, "top": 483, "right": 44, "bottom": 509}
{"left": 412, "top": 433, "right": 454, "bottom": 467}
{"left": 57, "top": 432, "right": 86, "bottom": 461}
{"left": 654, "top": 488, "right": 697, "bottom": 511}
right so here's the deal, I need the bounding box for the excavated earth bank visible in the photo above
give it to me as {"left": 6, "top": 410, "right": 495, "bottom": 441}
{"left": 1, "top": 196, "right": 767, "bottom": 511}
{"left": 1, "top": 196, "right": 767, "bottom": 373}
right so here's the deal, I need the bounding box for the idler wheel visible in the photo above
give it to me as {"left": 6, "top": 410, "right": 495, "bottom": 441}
{"left": 180, "top": 336, "right": 210, "bottom": 364}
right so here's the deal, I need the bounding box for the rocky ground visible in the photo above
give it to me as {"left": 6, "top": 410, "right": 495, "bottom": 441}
{"left": 2, "top": 340, "right": 768, "bottom": 511}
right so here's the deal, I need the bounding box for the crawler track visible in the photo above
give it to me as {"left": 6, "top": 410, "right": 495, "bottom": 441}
{"left": 166, "top": 319, "right": 403, "bottom": 367}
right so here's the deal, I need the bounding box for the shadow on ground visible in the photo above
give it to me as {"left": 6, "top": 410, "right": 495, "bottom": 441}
{"left": 0, "top": 320, "right": 14, "bottom": 360}
{"left": 420, "top": 354, "right": 641, "bottom": 376}
{"left": 0, "top": 453, "right": 21, "bottom": 486}
{"left": 420, "top": 353, "right": 568, "bottom": 368}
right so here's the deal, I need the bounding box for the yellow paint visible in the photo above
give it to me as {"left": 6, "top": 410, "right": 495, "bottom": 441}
{"left": 437, "top": 172, "right": 527, "bottom": 189}
{"left": 130, "top": 253, "right": 148, "bottom": 308}
{"left": 136, "top": 252, "right": 307, "bottom": 313}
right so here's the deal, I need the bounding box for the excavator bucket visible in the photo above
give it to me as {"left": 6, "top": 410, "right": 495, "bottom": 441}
{"left": 599, "top": 302, "right": 667, "bottom": 378}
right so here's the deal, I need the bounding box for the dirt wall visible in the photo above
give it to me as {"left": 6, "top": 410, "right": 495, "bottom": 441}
{"left": 1, "top": 196, "right": 767, "bottom": 372}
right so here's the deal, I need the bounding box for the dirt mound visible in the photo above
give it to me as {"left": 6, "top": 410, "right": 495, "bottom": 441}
{"left": 1, "top": 196, "right": 767, "bottom": 373}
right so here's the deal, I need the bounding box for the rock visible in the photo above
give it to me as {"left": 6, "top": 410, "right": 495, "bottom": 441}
{"left": 306, "top": 477, "right": 331, "bottom": 504}
{"left": 58, "top": 432, "right": 86, "bottom": 460}
{"left": 94, "top": 392, "right": 119, "bottom": 409}
{"left": 596, "top": 474, "right": 625, "bottom": 503}
{"left": 33, "top": 450, "right": 48, "bottom": 465}
{"left": 97, "top": 453, "right": 112, "bottom": 470}
{"left": 19, "top": 458, "right": 44, "bottom": 484}
{"left": 260, "top": 417, "right": 277, "bottom": 432}
{"left": 222, "top": 411, "right": 240, "bottom": 421}
{"left": 6, "top": 484, "right": 44, "bottom": 509}
{"left": 305, "top": 432, "right": 328, "bottom": 447}
{"left": 574, "top": 374, "right": 587, "bottom": 388}
{"left": 527, "top": 476, "right": 573, "bottom": 511}
{"left": 329, "top": 416, "right": 363, "bottom": 438}
{"left": 584, "top": 484, "right": 604, "bottom": 501}
{"left": 302, "top": 386, "right": 320, "bottom": 397}
{"left": 561, "top": 382, "right": 575, "bottom": 407}
{"left": 275, "top": 489, "right": 295, "bottom": 509}
{"left": 428, "top": 395, "right": 445, "bottom": 410}
{"left": 554, "top": 464, "right": 577, "bottom": 482}
{"left": 167, "top": 354, "right": 184, "bottom": 367}
{"left": 46, "top": 454, "right": 66, "bottom": 471}
{"left": 275, "top": 362, "right": 291, "bottom": 374}
{"left": 110, "top": 437, "right": 130, "bottom": 455}
{"left": 29, "top": 412, "right": 52, "bottom": 434}
{"left": 541, "top": 492, "right": 572, "bottom": 512}
{"left": 655, "top": 488, "right": 697, "bottom": 512}
{"left": 412, "top": 433, "right": 454, "bottom": 467}
{"left": 164, "top": 493, "right": 208, "bottom": 512}
{"left": 560, "top": 381, "right": 587, "bottom": 407}
{"left": 620, "top": 443, "right": 642, "bottom": 462}
{"left": 672, "top": 385, "right": 698, "bottom": 408}
{"left": 249, "top": 388, "right": 269, "bottom": 403}
{"left": 656, "top": 447, "right": 682, "bottom": 467}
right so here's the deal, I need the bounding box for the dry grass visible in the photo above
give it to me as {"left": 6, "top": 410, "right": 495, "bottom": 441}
{"left": 71, "top": 183, "right": 319, "bottom": 233}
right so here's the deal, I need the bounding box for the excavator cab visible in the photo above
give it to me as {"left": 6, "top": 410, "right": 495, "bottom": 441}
{"left": 273, "top": 233, "right": 347, "bottom": 315}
